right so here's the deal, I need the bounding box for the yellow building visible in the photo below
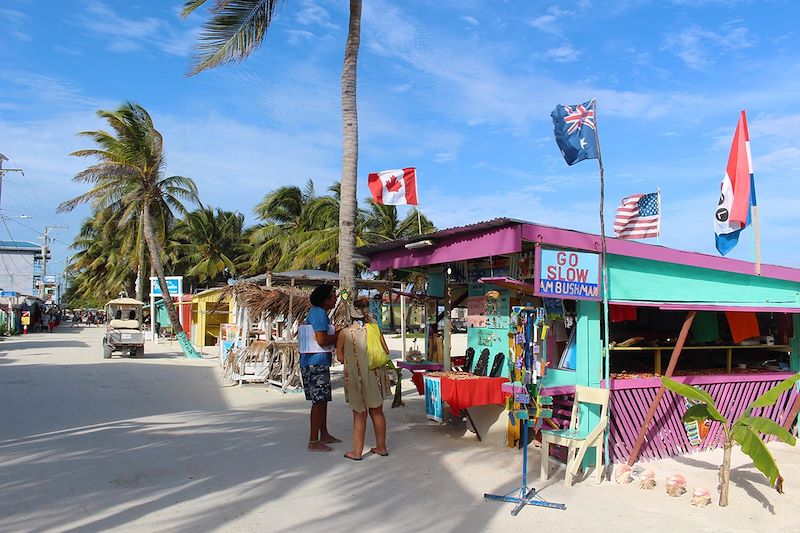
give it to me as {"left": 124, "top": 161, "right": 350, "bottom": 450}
{"left": 190, "top": 288, "right": 235, "bottom": 350}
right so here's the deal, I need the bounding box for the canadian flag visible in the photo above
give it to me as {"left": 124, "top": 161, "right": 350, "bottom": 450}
{"left": 367, "top": 168, "right": 418, "bottom": 206}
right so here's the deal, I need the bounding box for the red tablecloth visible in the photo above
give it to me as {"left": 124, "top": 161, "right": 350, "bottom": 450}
{"left": 440, "top": 376, "right": 509, "bottom": 416}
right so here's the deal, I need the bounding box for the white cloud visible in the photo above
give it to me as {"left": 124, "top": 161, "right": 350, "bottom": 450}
{"left": 460, "top": 15, "right": 479, "bottom": 27}
{"left": 527, "top": 14, "right": 560, "bottom": 35}
{"left": 286, "top": 29, "right": 315, "bottom": 45}
{"left": 663, "top": 23, "right": 757, "bottom": 69}
{"left": 295, "top": 1, "right": 338, "bottom": 30}
{"left": 543, "top": 45, "right": 581, "bottom": 63}
{"left": 78, "top": 1, "right": 199, "bottom": 58}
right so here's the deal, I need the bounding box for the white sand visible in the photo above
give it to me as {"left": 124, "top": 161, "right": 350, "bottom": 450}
{"left": 1, "top": 327, "right": 799, "bottom": 532}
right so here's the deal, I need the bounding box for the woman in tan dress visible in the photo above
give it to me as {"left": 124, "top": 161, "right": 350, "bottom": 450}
{"left": 336, "top": 298, "right": 391, "bottom": 461}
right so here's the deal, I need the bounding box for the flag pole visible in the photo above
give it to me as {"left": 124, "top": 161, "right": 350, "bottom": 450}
{"left": 417, "top": 208, "right": 423, "bottom": 235}
{"left": 656, "top": 188, "right": 662, "bottom": 246}
{"left": 753, "top": 204, "right": 761, "bottom": 275}
{"left": 592, "top": 97, "right": 612, "bottom": 476}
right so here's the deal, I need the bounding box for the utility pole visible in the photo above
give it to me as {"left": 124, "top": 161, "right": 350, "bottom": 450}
{"left": 39, "top": 226, "right": 68, "bottom": 300}
{"left": 0, "top": 153, "right": 24, "bottom": 210}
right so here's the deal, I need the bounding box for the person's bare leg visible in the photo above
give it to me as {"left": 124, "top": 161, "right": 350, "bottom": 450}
{"left": 368, "top": 406, "right": 388, "bottom": 456}
{"left": 319, "top": 402, "right": 341, "bottom": 443}
{"left": 308, "top": 402, "right": 332, "bottom": 451}
{"left": 345, "top": 411, "right": 368, "bottom": 460}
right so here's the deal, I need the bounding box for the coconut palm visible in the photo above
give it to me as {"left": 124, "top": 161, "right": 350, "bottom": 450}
{"left": 182, "top": 0, "right": 363, "bottom": 297}
{"left": 173, "top": 206, "right": 249, "bottom": 285}
{"left": 58, "top": 102, "right": 200, "bottom": 357}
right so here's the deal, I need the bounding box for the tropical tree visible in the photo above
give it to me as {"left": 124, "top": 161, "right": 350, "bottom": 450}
{"left": 57, "top": 102, "right": 200, "bottom": 357}
{"left": 662, "top": 374, "right": 800, "bottom": 506}
{"left": 362, "top": 200, "right": 435, "bottom": 330}
{"left": 173, "top": 206, "right": 249, "bottom": 286}
{"left": 182, "top": 0, "right": 363, "bottom": 300}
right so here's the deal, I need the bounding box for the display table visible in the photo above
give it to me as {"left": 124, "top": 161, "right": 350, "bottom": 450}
{"left": 440, "top": 375, "right": 509, "bottom": 416}
{"left": 398, "top": 360, "right": 444, "bottom": 394}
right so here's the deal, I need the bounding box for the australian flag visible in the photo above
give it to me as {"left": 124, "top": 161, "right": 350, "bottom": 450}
{"left": 551, "top": 99, "right": 599, "bottom": 166}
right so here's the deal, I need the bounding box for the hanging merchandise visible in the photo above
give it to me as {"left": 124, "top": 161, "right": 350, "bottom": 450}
{"left": 485, "top": 305, "right": 566, "bottom": 514}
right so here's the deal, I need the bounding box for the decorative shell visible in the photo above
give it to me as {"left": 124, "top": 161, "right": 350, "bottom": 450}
{"left": 639, "top": 469, "right": 656, "bottom": 490}
{"left": 615, "top": 464, "right": 633, "bottom": 484}
{"left": 691, "top": 488, "right": 712, "bottom": 507}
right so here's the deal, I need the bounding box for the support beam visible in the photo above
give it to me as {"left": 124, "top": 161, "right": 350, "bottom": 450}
{"left": 627, "top": 311, "right": 696, "bottom": 466}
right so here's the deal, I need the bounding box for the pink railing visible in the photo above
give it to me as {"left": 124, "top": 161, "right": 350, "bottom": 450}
{"left": 607, "top": 372, "right": 799, "bottom": 463}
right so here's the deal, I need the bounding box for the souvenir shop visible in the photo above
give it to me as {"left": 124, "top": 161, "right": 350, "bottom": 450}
{"left": 357, "top": 218, "right": 800, "bottom": 464}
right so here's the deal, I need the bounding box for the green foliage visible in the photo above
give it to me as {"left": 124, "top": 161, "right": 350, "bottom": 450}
{"left": 731, "top": 425, "right": 784, "bottom": 492}
{"left": 745, "top": 373, "right": 800, "bottom": 414}
{"left": 662, "top": 377, "right": 726, "bottom": 422}
{"left": 181, "top": 0, "right": 283, "bottom": 75}
{"left": 662, "top": 375, "right": 799, "bottom": 497}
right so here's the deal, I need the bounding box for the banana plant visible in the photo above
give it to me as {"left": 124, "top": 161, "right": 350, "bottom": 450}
{"left": 662, "top": 374, "right": 800, "bottom": 506}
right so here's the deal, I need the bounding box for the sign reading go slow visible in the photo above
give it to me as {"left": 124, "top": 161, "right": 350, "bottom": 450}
{"left": 535, "top": 248, "right": 601, "bottom": 301}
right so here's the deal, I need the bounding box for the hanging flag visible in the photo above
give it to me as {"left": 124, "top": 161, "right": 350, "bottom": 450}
{"left": 613, "top": 192, "right": 661, "bottom": 239}
{"left": 551, "top": 99, "right": 599, "bottom": 166}
{"left": 714, "top": 111, "right": 756, "bottom": 255}
{"left": 367, "top": 168, "right": 418, "bottom": 205}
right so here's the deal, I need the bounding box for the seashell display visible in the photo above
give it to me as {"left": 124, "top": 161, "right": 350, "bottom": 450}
{"left": 639, "top": 469, "right": 656, "bottom": 490}
{"left": 615, "top": 464, "right": 633, "bottom": 484}
{"left": 691, "top": 488, "right": 712, "bottom": 507}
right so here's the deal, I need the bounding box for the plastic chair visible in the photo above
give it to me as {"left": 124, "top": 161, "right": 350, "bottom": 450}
{"left": 540, "top": 385, "right": 609, "bottom": 486}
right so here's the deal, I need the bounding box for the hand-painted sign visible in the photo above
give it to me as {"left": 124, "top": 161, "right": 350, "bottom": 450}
{"left": 424, "top": 376, "right": 443, "bottom": 422}
{"left": 149, "top": 276, "right": 183, "bottom": 297}
{"left": 21, "top": 310, "right": 30, "bottom": 325}
{"left": 535, "top": 248, "right": 601, "bottom": 301}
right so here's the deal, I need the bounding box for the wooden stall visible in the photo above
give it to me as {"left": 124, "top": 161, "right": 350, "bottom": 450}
{"left": 357, "top": 218, "right": 800, "bottom": 460}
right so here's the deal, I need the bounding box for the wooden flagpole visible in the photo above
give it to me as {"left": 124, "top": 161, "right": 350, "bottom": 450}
{"left": 417, "top": 209, "right": 423, "bottom": 235}
{"left": 592, "top": 98, "right": 613, "bottom": 474}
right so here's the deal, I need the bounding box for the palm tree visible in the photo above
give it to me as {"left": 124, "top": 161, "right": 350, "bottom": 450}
{"left": 173, "top": 206, "right": 249, "bottom": 285}
{"left": 58, "top": 102, "right": 200, "bottom": 357}
{"left": 182, "top": 0, "right": 363, "bottom": 298}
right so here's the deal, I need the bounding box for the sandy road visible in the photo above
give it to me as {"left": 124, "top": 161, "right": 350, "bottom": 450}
{"left": 1, "top": 326, "right": 799, "bottom": 532}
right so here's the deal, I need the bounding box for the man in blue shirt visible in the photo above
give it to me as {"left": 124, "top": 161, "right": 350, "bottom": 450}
{"left": 301, "top": 284, "right": 340, "bottom": 451}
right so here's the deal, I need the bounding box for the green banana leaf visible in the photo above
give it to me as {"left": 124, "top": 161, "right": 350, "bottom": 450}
{"left": 743, "top": 373, "right": 800, "bottom": 414}
{"left": 736, "top": 416, "right": 797, "bottom": 446}
{"left": 732, "top": 425, "right": 784, "bottom": 492}
{"left": 662, "top": 377, "right": 726, "bottom": 423}
{"left": 681, "top": 403, "right": 719, "bottom": 424}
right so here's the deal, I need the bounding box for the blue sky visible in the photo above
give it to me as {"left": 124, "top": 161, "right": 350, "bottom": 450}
{"left": 2, "top": 0, "right": 800, "bottom": 277}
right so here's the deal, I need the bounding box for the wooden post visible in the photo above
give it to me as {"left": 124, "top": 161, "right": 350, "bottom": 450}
{"left": 443, "top": 273, "right": 452, "bottom": 370}
{"left": 655, "top": 348, "right": 661, "bottom": 376}
{"left": 726, "top": 347, "right": 733, "bottom": 374}
{"left": 627, "top": 311, "right": 696, "bottom": 466}
{"left": 400, "top": 282, "right": 407, "bottom": 359}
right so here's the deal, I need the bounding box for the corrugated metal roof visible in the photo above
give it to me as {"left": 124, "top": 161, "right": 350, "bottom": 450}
{"left": 356, "top": 217, "right": 523, "bottom": 257}
{"left": 0, "top": 240, "right": 40, "bottom": 250}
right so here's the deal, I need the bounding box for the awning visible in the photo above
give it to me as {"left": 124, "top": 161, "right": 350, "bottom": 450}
{"left": 610, "top": 300, "right": 800, "bottom": 313}
{"left": 478, "top": 277, "right": 537, "bottom": 296}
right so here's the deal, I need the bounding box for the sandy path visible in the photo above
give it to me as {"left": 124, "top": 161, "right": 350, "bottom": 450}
{"left": 1, "top": 326, "right": 799, "bottom": 532}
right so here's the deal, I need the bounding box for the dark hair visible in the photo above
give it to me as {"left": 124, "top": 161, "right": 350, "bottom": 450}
{"left": 310, "top": 284, "right": 336, "bottom": 307}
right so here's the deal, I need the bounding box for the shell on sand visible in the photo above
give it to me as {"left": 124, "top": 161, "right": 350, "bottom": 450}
{"left": 639, "top": 469, "right": 656, "bottom": 490}
{"left": 615, "top": 464, "right": 633, "bottom": 484}
{"left": 692, "top": 488, "right": 712, "bottom": 507}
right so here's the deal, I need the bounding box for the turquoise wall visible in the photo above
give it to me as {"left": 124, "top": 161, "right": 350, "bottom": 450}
{"left": 608, "top": 255, "right": 800, "bottom": 304}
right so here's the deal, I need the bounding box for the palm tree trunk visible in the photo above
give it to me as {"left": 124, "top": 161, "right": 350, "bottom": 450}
{"left": 136, "top": 217, "right": 146, "bottom": 302}
{"left": 142, "top": 202, "right": 199, "bottom": 358}
{"left": 337, "top": 0, "right": 361, "bottom": 300}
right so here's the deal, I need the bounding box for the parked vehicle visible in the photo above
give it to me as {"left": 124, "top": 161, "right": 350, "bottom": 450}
{"left": 102, "top": 297, "right": 145, "bottom": 359}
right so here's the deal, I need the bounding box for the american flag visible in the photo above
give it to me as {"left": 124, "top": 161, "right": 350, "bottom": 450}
{"left": 614, "top": 192, "right": 660, "bottom": 239}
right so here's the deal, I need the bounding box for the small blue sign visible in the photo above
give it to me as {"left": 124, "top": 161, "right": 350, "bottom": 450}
{"left": 424, "top": 376, "right": 443, "bottom": 423}
{"left": 1, "top": 291, "right": 17, "bottom": 297}
{"left": 150, "top": 276, "right": 182, "bottom": 297}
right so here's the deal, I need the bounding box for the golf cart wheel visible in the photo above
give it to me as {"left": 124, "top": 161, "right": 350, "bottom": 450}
{"left": 103, "top": 344, "right": 113, "bottom": 359}
{"left": 135, "top": 346, "right": 144, "bottom": 358}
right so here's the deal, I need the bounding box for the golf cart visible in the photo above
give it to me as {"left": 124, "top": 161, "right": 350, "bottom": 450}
{"left": 103, "top": 297, "right": 145, "bottom": 359}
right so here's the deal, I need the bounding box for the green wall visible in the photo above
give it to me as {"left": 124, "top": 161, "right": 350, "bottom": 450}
{"left": 608, "top": 255, "right": 800, "bottom": 304}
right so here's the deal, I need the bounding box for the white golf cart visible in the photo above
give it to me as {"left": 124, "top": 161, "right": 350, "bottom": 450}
{"left": 103, "top": 297, "right": 145, "bottom": 358}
